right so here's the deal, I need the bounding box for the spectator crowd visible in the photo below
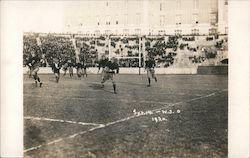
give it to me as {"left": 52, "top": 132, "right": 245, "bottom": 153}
{"left": 23, "top": 33, "right": 228, "bottom": 68}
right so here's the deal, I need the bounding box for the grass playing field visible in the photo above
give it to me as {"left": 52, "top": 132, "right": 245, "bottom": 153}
{"left": 24, "top": 74, "right": 228, "bottom": 158}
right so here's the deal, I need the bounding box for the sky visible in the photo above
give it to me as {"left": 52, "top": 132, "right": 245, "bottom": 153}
{"left": 13, "top": 1, "right": 103, "bottom": 33}
{"left": 10, "top": 1, "right": 65, "bottom": 33}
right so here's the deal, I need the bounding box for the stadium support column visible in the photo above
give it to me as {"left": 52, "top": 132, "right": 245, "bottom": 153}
{"left": 36, "top": 35, "right": 42, "bottom": 52}
{"left": 108, "top": 35, "right": 111, "bottom": 60}
{"left": 139, "top": 36, "right": 142, "bottom": 75}
{"left": 142, "top": 36, "right": 146, "bottom": 68}
{"left": 96, "top": 37, "right": 98, "bottom": 60}
{"left": 71, "top": 35, "right": 80, "bottom": 63}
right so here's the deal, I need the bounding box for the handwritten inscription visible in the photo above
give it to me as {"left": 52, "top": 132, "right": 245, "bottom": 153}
{"left": 133, "top": 109, "right": 181, "bottom": 116}
{"left": 152, "top": 117, "right": 167, "bottom": 123}
{"left": 133, "top": 109, "right": 181, "bottom": 123}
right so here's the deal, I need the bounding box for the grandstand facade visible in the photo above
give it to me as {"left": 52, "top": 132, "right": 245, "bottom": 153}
{"left": 63, "top": 0, "right": 228, "bottom": 36}
{"left": 23, "top": 0, "right": 228, "bottom": 70}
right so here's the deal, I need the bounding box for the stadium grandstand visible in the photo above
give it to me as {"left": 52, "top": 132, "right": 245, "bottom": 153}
{"left": 23, "top": 33, "right": 228, "bottom": 69}
{"left": 23, "top": 0, "right": 228, "bottom": 73}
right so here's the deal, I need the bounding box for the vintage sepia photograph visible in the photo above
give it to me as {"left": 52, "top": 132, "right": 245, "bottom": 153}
{"left": 21, "top": 0, "right": 230, "bottom": 157}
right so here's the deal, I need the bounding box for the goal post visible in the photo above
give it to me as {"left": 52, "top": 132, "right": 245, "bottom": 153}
{"left": 108, "top": 35, "right": 146, "bottom": 75}
{"left": 115, "top": 56, "right": 142, "bottom": 75}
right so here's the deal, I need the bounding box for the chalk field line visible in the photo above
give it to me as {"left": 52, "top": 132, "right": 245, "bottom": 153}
{"left": 24, "top": 116, "right": 104, "bottom": 127}
{"left": 24, "top": 89, "right": 227, "bottom": 153}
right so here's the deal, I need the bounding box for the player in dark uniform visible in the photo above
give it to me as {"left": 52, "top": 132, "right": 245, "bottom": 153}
{"left": 101, "top": 57, "right": 119, "bottom": 94}
{"left": 27, "top": 51, "right": 43, "bottom": 87}
{"left": 51, "top": 58, "right": 62, "bottom": 83}
{"left": 82, "top": 61, "right": 88, "bottom": 78}
{"left": 68, "top": 59, "right": 74, "bottom": 78}
{"left": 62, "top": 61, "right": 68, "bottom": 76}
{"left": 62, "top": 59, "right": 74, "bottom": 78}
{"left": 98, "top": 55, "right": 109, "bottom": 80}
{"left": 25, "top": 56, "right": 32, "bottom": 78}
{"left": 145, "top": 55, "right": 157, "bottom": 87}
{"left": 76, "top": 61, "right": 85, "bottom": 79}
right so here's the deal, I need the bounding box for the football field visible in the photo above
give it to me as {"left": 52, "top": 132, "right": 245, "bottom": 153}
{"left": 24, "top": 74, "right": 228, "bottom": 158}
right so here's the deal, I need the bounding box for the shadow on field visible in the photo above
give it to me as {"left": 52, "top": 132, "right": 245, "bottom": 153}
{"left": 103, "top": 89, "right": 115, "bottom": 94}
{"left": 89, "top": 83, "right": 115, "bottom": 94}
{"left": 117, "top": 81, "right": 146, "bottom": 86}
{"left": 88, "top": 83, "right": 103, "bottom": 90}
{"left": 25, "top": 125, "right": 45, "bottom": 148}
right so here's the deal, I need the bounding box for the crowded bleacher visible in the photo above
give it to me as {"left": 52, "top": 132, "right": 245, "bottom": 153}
{"left": 23, "top": 33, "right": 228, "bottom": 68}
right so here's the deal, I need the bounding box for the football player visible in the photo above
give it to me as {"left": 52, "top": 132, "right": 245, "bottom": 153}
{"left": 27, "top": 51, "right": 43, "bottom": 87}
{"left": 145, "top": 55, "right": 157, "bottom": 87}
{"left": 101, "top": 57, "right": 119, "bottom": 94}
